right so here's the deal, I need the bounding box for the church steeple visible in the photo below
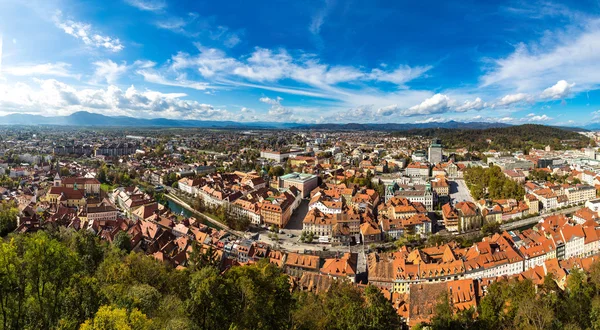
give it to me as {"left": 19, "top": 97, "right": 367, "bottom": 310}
{"left": 54, "top": 173, "right": 61, "bottom": 187}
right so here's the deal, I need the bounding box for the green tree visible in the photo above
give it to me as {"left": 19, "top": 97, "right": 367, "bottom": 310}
{"left": 113, "top": 232, "right": 132, "bottom": 253}
{"left": 80, "top": 305, "right": 152, "bottom": 330}
{"left": 0, "top": 201, "right": 18, "bottom": 237}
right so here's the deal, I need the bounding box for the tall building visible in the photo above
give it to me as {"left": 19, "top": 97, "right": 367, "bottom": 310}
{"left": 428, "top": 138, "right": 443, "bottom": 164}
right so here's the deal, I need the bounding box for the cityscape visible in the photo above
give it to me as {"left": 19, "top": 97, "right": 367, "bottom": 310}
{"left": 2, "top": 0, "right": 600, "bottom": 329}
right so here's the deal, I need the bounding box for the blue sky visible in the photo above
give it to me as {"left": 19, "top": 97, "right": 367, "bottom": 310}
{"left": 1, "top": 0, "right": 600, "bottom": 125}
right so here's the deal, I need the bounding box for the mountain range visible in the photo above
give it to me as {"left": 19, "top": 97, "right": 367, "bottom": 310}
{"left": 0, "top": 111, "right": 590, "bottom": 131}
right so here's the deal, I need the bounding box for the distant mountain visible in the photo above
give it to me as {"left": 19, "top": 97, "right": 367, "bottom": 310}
{"left": 0, "top": 111, "right": 587, "bottom": 131}
{"left": 0, "top": 111, "right": 289, "bottom": 129}
{"left": 582, "top": 123, "right": 600, "bottom": 131}
{"left": 295, "top": 121, "right": 512, "bottom": 130}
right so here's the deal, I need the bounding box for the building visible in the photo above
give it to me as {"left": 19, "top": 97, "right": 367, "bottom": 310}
{"left": 585, "top": 198, "right": 600, "bottom": 213}
{"left": 393, "top": 185, "right": 434, "bottom": 211}
{"left": 302, "top": 208, "right": 361, "bottom": 243}
{"left": 55, "top": 175, "right": 101, "bottom": 195}
{"left": 564, "top": 185, "right": 596, "bottom": 205}
{"left": 405, "top": 163, "right": 430, "bottom": 178}
{"left": 285, "top": 253, "right": 321, "bottom": 278}
{"left": 260, "top": 198, "right": 293, "bottom": 228}
{"left": 442, "top": 201, "right": 482, "bottom": 233}
{"left": 83, "top": 204, "right": 118, "bottom": 222}
{"left": 95, "top": 143, "right": 139, "bottom": 157}
{"left": 278, "top": 173, "right": 319, "bottom": 198}
{"left": 45, "top": 186, "right": 86, "bottom": 208}
{"left": 260, "top": 149, "right": 305, "bottom": 162}
{"left": 431, "top": 177, "right": 450, "bottom": 203}
{"left": 428, "top": 138, "right": 443, "bottom": 164}
{"left": 525, "top": 194, "right": 540, "bottom": 215}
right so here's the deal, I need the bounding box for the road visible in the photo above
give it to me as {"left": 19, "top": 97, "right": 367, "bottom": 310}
{"left": 500, "top": 205, "right": 582, "bottom": 231}
{"left": 449, "top": 179, "right": 474, "bottom": 205}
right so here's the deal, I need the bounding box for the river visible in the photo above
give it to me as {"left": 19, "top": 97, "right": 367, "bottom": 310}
{"left": 166, "top": 198, "right": 222, "bottom": 230}
{"left": 167, "top": 199, "right": 194, "bottom": 218}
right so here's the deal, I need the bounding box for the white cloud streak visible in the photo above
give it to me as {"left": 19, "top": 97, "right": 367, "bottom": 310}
{"left": 53, "top": 11, "right": 124, "bottom": 52}
{"left": 125, "top": 0, "right": 166, "bottom": 12}
{"left": 3, "top": 62, "right": 80, "bottom": 79}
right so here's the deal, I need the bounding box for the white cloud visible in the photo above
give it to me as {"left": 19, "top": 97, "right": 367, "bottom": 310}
{"left": 0, "top": 79, "right": 229, "bottom": 119}
{"left": 495, "top": 93, "right": 532, "bottom": 107}
{"left": 309, "top": 0, "right": 335, "bottom": 35}
{"left": 172, "top": 46, "right": 238, "bottom": 77}
{"left": 481, "top": 22, "right": 600, "bottom": 93}
{"left": 498, "top": 117, "right": 515, "bottom": 122}
{"left": 169, "top": 45, "right": 430, "bottom": 97}
{"left": 540, "top": 80, "right": 575, "bottom": 99}
{"left": 415, "top": 116, "right": 447, "bottom": 123}
{"left": 224, "top": 34, "right": 241, "bottom": 48}
{"left": 369, "top": 65, "right": 432, "bottom": 85}
{"left": 137, "top": 69, "right": 212, "bottom": 91}
{"left": 259, "top": 96, "right": 283, "bottom": 105}
{"left": 455, "top": 97, "right": 486, "bottom": 112}
{"left": 325, "top": 105, "right": 376, "bottom": 123}
{"left": 376, "top": 104, "right": 399, "bottom": 116}
{"left": 53, "top": 11, "right": 124, "bottom": 52}
{"left": 155, "top": 13, "right": 199, "bottom": 35}
{"left": 259, "top": 96, "right": 292, "bottom": 119}
{"left": 2, "top": 62, "right": 80, "bottom": 79}
{"left": 526, "top": 114, "right": 552, "bottom": 122}
{"left": 93, "top": 60, "right": 128, "bottom": 84}
{"left": 125, "top": 0, "right": 166, "bottom": 12}
{"left": 401, "top": 93, "right": 455, "bottom": 116}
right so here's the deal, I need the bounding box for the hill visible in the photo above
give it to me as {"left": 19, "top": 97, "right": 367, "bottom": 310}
{"left": 295, "top": 121, "right": 512, "bottom": 131}
{"left": 399, "top": 124, "right": 592, "bottom": 151}
{"left": 0, "top": 111, "right": 513, "bottom": 130}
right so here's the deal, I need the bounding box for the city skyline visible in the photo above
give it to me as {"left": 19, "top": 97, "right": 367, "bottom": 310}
{"left": 1, "top": 0, "right": 600, "bottom": 125}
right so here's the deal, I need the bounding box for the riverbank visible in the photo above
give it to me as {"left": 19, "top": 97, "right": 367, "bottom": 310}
{"left": 164, "top": 193, "right": 243, "bottom": 238}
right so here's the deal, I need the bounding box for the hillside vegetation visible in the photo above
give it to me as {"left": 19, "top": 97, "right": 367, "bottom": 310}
{"left": 398, "top": 124, "right": 591, "bottom": 151}
{"left": 0, "top": 230, "right": 400, "bottom": 330}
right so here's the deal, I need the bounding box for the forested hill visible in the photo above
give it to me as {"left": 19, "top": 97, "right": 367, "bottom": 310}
{"left": 398, "top": 124, "right": 591, "bottom": 151}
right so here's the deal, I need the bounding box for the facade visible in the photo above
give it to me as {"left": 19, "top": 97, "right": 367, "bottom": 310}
{"left": 45, "top": 186, "right": 86, "bottom": 208}
{"left": 57, "top": 176, "right": 101, "bottom": 195}
{"left": 302, "top": 208, "right": 361, "bottom": 243}
{"left": 564, "top": 185, "right": 596, "bottom": 205}
{"left": 428, "top": 139, "right": 443, "bottom": 164}
{"left": 285, "top": 253, "right": 321, "bottom": 278}
{"left": 260, "top": 198, "right": 292, "bottom": 228}
{"left": 442, "top": 201, "right": 482, "bottom": 233}
{"left": 85, "top": 204, "right": 118, "bottom": 222}
{"left": 394, "top": 186, "right": 434, "bottom": 211}
{"left": 260, "top": 149, "right": 305, "bottom": 162}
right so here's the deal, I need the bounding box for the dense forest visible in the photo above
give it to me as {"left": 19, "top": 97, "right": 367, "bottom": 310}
{"left": 464, "top": 166, "right": 525, "bottom": 200}
{"left": 424, "top": 265, "right": 600, "bottom": 330}
{"left": 397, "top": 125, "right": 591, "bottom": 151}
{"left": 0, "top": 230, "right": 400, "bottom": 330}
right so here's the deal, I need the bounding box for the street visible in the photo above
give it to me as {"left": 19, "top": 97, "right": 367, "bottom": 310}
{"left": 500, "top": 205, "right": 582, "bottom": 231}
{"left": 449, "top": 179, "right": 474, "bottom": 205}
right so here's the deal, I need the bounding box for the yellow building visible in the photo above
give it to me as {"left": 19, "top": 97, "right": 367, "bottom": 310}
{"left": 46, "top": 186, "right": 86, "bottom": 208}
